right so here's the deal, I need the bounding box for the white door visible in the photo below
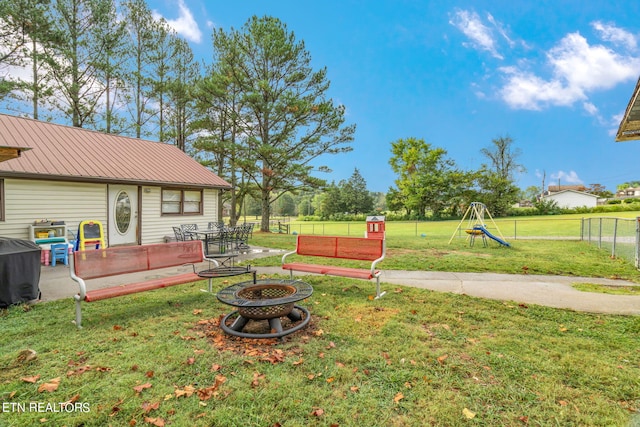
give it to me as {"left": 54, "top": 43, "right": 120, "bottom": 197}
{"left": 108, "top": 185, "right": 139, "bottom": 246}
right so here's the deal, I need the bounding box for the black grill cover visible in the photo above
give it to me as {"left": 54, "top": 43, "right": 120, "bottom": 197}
{"left": 0, "top": 237, "right": 41, "bottom": 308}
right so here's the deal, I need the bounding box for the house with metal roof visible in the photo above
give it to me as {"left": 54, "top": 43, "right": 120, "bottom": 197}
{"left": 0, "top": 114, "right": 231, "bottom": 246}
{"left": 542, "top": 189, "right": 598, "bottom": 209}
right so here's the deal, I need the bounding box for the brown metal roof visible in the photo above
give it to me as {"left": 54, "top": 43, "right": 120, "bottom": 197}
{"left": 547, "top": 185, "right": 586, "bottom": 193}
{"left": 0, "top": 114, "right": 231, "bottom": 189}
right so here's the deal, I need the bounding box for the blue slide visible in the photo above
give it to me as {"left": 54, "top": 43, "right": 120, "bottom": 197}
{"left": 474, "top": 226, "right": 510, "bottom": 247}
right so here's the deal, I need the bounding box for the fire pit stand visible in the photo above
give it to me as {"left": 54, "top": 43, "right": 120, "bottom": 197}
{"left": 216, "top": 279, "right": 313, "bottom": 339}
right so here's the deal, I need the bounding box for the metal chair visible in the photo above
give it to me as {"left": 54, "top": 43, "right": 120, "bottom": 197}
{"left": 208, "top": 221, "right": 225, "bottom": 230}
{"left": 180, "top": 224, "right": 198, "bottom": 239}
{"left": 173, "top": 226, "right": 190, "bottom": 242}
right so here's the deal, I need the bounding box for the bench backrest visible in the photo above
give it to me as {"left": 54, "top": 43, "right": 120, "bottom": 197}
{"left": 295, "top": 235, "right": 384, "bottom": 261}
{"left": 74, "top": 240, "right": 204, "bottom": 280}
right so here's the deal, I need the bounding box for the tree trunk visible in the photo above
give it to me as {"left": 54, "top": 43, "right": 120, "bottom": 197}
{"left": 260, "top": 188, "right": 270, "bottom": 232}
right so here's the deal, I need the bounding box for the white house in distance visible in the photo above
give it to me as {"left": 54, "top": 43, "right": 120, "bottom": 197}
{"left": 0, "top": 114, "right": 231, "bottom": 246}
{"left": 542, "top": 189, "right": 598, "bottom": 209}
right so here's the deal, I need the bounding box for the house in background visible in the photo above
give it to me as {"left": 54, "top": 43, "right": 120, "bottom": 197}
{"left": 0, "top": 114, "right": 231, "bottom": 246}
{"left": 542, "top": 189, "right": 598, "bottom": 209}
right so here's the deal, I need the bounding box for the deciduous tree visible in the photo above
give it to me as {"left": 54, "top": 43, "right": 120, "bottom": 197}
{"left": 389, "top": 137, "right": 469, "bottom": 218}
{"left": 477, "top": 135, "right": 525, "bottom": 216}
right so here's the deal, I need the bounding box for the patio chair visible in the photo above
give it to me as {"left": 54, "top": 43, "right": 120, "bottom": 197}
{"left": 208, "top": 220, "right": 225, "bottom": 230}
{"left": 173, "top": 226, "right": 191, "bottom": 242}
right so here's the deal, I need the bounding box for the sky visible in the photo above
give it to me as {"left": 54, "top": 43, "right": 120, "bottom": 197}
{"left": 151, "top": 0, "right": 640, "bottom": 194}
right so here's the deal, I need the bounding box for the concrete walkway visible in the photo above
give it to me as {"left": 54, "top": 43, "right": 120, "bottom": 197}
{"left": 36, "top": 248, "right": 640, "bottom": 315}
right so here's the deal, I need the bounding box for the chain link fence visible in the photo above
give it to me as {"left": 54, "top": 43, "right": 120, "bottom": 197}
{"left": 581, "top": 217, "right": 640, "bottom": 268}
{"left": 281, "top": 217, "right": 640, "bottom": 269}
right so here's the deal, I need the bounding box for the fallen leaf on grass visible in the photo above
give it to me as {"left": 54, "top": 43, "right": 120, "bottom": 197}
{"left": 133, "top": 383, "right": 152, "bottom": 394}
{"left": 109, "top": 398, "right": 124, "bottom": 417}
{"left": 251, "top": 372, "right": 265, "bottom": 388}
{"left": 144, "top": 416, "right": 166, "bottom": 426}
{"left": 174, "top": 385, "right": 196, "bottom": 398}
{"left": 393, "top": 392, "right": 404, "bottom": 403}
{"left": 16, "top": 349, "right": 37, "bottom": 364}
{"left": 60, "top": 394, "right": 81, "bottom": 410}
{"left": 310, "top": 408, "right": 324, "bottom": 417}
{"left": 197, "top": 375, "right": 226, "bottom": 401}
{"left": 21, "top": 375, "right": 40, "bottom": 383}
{"left": 437, "top": 354, "right": 448, "bottom": 365}
{"left": 142, "top": 401, "right": 160, "bottom": 413}
{"left": 67, "top": 365, "right": 92, "bottom": 377}
{"left": 38, "top": 377, "right": 60, "bottom": 393}
{"left": 463, "top": 408, "right": 476, "bottom": 419}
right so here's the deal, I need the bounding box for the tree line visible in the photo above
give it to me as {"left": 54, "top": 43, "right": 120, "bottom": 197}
{"left": 1, "top": 1, "right": 354, "bottom": 231}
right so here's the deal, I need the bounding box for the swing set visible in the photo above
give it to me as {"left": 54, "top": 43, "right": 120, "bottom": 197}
{"left": 448, "top": 202, "right": 510, "bottom": 247}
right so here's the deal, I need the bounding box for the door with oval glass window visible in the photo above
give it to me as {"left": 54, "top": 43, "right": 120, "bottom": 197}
{"left": 108, "top": 185, "right": 139, "bottom": 246}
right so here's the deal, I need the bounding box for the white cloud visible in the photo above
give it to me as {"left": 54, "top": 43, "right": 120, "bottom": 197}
{"left": 487, "top": 13, "right": 515, "bottom": 49}
{"left": 499, "top": 30, "right": 640, "bottom": 111}
{"left": 152, "top": 0, "right": 202, "bottom": 43}
{"left": 498, "top": 67, "right": 584, "bottom": 110}
{"left": 449, "top": 10, "right": 503, "bottom": 59}
{"left": 592, "top": 21, "right": 637, "bottom": 50}
{"left": 551, "top": 170, "right": 583, "bottom": 185}
{"left": 549, "top": 32, "right": 638, "bottom": 91}
{"left": 582, "top": 101, "right": 598, "bottom": 116}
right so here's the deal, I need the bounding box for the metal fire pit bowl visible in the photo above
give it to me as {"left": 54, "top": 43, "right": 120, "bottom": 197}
{"left": 236, "top": 283, "right": 298, "bottom": 319}
{"left": 216, "top": 279, "right": 313, "bottom": 339}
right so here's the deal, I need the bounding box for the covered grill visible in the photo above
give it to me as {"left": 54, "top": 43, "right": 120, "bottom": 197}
{"left": 0, "top": 237, "right": 41, "bottom": 308}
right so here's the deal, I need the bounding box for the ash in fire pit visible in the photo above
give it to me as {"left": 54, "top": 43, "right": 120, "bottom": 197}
{"left": 216, "top": 279, "right": 313, "bottom": 339}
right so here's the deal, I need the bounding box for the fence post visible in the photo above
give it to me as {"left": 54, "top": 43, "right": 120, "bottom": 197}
{"left": 597, "top": 218, "right": 602, "bottom": 248}
{"left": 612, "top": 218, "right": 618, "bottom": 258}
{"left": 636, "top": 217, "right": 640, "bottom": 269}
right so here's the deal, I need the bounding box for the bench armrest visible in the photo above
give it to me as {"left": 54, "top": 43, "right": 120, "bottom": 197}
{"left": 282, "top": 249, "right": 296, "bottom": 265}
{"left": 370, "top": 242, "right": 386, "bottom": 275}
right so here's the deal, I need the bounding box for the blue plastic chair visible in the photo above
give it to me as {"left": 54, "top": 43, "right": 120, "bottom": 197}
{"left": 50, "top": 244, "right": 69, "bottom": 266}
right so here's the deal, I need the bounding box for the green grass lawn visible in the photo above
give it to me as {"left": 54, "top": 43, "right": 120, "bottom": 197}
{"left": 1, "top": 277, "right": 639, "bottom": 426}
{"left": 250, "top": 232, "right": 640, "bottom": 283}
{"left": 1, "top": 213, "right": 640, "bottom": 426}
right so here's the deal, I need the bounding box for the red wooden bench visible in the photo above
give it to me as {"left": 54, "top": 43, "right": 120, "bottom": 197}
{"left": 70, "top": 240, "right": 213, "bottom": 328}
{"left": 281, "top": 235, "right": 386, "bottom": 298}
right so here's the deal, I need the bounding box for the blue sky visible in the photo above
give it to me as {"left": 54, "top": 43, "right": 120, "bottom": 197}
{"left": 150, "top": 0, "right": 640, "bottom": 194}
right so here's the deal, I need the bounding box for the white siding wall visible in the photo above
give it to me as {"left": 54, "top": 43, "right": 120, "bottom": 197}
{"left": 1, "top": 179, "right": 220, "bottom": 245}
{"left": 139, "top": 187, "right": 219, "bottom": 244}
{"left": 1, "top": 178, "right": 108, "bottom": 241}
{"left": 545, "top": 191, "right": 597, "bottom": 209}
